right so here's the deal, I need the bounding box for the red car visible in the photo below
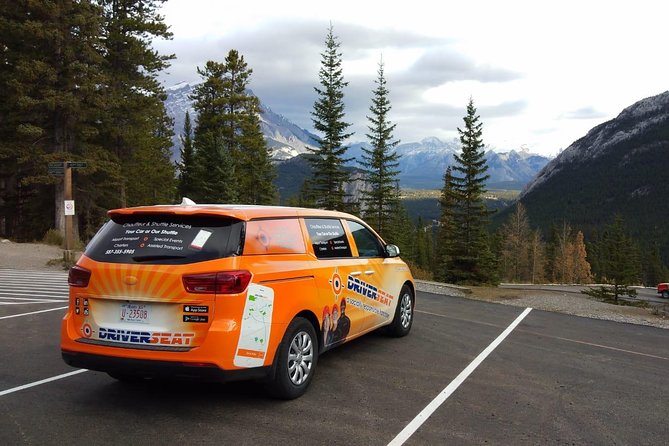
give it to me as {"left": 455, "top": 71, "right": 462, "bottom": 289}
{"left": 658, "top": 283, "right": 669, "bottom": 299}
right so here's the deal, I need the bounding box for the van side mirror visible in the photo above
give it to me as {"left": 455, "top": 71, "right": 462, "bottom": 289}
{"left": 386, "top": 244, "right": 400, "bottom": 258}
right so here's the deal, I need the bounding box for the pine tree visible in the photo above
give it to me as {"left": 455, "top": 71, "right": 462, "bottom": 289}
{"left": 190, "top": 61, "right": 237, "bottom": 203}
{"left": 360, "top": 58, "right": 401, "bottom": 236}
{"left": 602, "top": 215, "right": 641, "bottom": 301}
{"left": 435, "top": 167, "right": 457, "bottom": 282}
{"left": 177, "top": 111, "right": 197, "bottom": 199}
{"left": 96, "top": 0, "right": 176, "bottom": 210}
{"left": 238, "top": 98, "right": 276, "bottom": 204}
{"left": 0, "top": 0, "right": 106, "bottom": 240}
{"left": 309, "top": 25, "right": 353, "bottom": 210}
{"left": 529, "top": 229, "right": 547, "bottom": 284}
{"left": 190, "top": 51, "right": 274, "bottom": 204}
{"left": 447, "top": 98, "right": 495, "bottom": 284}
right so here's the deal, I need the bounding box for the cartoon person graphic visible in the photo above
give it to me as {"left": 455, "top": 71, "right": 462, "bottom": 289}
{"left": 331, "top": 298, "right": 351, "bottom": 347}
{"left": 326, "top": 304, "right": 339, "bottom": 346}
{"left": 322, "top": 306, "right": 331, "bottom": 347}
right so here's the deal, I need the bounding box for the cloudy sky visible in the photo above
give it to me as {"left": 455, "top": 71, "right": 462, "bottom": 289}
{"left": 153, "top": 0, "right": 668, "bottom": 156}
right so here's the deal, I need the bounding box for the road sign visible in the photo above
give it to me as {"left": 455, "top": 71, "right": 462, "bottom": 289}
{"left": 48, "top": 167, "right": 64, "bottom": 176}
{"left": 67, "top": 162, "right": 88, "bottom": 168}
{"left": 64, "top": 200, "right": 75, "bottom": 216}
{"left": 48, "top": 162, "right": 65, "bottom": 168}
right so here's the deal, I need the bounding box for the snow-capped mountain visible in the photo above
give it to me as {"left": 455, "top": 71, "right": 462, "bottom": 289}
{"left": 164, "top": 81, "right": 318, "bottom": 162}
{"left": 163, "top": 82, "right": 550, "bottom": 190}
{"left": 521, "top": 91, "right": 669, "bottom": 198}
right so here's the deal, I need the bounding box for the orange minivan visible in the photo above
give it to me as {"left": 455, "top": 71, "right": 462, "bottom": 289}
{"left": 61, "top": 202, "right": 415, "bottom": 398}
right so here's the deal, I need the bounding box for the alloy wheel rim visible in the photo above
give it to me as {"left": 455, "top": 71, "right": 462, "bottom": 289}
{"left": 400, "top": 293, "right": 412, "bottom": 329}
{"left": 287, "top": 331, "right": 313, "bottom": 385}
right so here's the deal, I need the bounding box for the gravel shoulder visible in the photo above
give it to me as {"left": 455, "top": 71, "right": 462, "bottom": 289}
{"left": 2, "top": 240, "right": 667, "bottom": 330}
{"left": 416, "top": 280, "right": 669, "bottom": 330}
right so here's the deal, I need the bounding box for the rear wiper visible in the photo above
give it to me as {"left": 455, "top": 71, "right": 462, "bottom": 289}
{"left": 132, "top": 255, "right": 187, "bottom": 262}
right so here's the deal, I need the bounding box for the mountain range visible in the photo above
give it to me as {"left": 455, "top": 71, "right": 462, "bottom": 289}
{"left": 507, "top": 90, "right": 669, "bottom": 262}
{"left": 164, "top": 82, "right": 550, "bottom": 191}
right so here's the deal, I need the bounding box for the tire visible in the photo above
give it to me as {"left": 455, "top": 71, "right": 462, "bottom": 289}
{"left": 386, "top": 285, "right": 414, "bottom": 337}
{"left": 265, "top": 317, "right": 318, "bottom": 399}
{"left": 662, "top": 290, "right": 669, "bottom": 299}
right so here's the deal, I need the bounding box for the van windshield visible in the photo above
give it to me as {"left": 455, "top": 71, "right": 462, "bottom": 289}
{"left": 84, "top": 214, "right": 244, "bottom": 265}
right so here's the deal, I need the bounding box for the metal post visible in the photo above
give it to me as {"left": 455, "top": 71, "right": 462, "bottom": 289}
{"left": 64, "top": 162, "right": 74, "bottom": 264}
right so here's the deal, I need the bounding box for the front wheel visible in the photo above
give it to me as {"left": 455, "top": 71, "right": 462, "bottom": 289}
{"left": 265, "top": 317, "right": 318, "bottom": 399}
{"left": 386, "top": 285, "right": 414, "bottom": 337}
{"left": 662, "top": 290, "right": 669, "bottom": 299}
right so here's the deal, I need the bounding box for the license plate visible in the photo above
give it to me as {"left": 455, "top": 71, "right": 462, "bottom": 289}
{"left": 120, "top": 303, "right": 151, "bottom": 324}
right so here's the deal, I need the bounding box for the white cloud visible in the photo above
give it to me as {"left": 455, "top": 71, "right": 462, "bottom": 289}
{"left": 154, "top": 0, "right": 669, "bottom": 156}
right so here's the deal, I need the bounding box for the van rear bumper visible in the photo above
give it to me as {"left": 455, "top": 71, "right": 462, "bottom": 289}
{"left": 61, "top": 350, "right": 271, "bottom": 382}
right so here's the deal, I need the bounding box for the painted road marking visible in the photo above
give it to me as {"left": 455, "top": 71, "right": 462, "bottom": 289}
{"left": 416, "top": 309, "right": 669, "bottom": 362}
{"left": 0, "top": 306, "right": 68, "bottom": 320}
{"left": 388, "top": 307, "right": 533, "bottom": 446}
{"left": 0, "top": 370, "right": 88, "bottom": 397}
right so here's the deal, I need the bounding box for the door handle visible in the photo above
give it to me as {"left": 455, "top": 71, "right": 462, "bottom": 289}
{"left": 350, "top": 271, "right": 361, "bottom": 276}
{"left": 364, "top": 270, "right": 375, "bottom": 275}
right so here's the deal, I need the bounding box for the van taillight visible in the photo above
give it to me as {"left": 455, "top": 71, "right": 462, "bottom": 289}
{"left": 183, "top": 271, "right": 252, "bottom": 294}
{"left": 68, "top": 265, "right": 91, "bottom": 287}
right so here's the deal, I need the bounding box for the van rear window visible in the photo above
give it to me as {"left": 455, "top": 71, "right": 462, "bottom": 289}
{"left": 85, "top": 214, "right": 244, "bottom": 264}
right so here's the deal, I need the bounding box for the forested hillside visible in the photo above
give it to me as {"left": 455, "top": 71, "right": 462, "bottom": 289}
{"left": 496, "top": 91, "right": 669, "bottom": 275}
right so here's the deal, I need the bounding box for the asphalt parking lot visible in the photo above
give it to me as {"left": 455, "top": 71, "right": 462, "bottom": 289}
{"left": 1, "top": 269, "right": 668, "bottom": 445}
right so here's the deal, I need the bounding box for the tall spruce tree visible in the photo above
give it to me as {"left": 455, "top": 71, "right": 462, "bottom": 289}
{"left": 309, "top": 25, "right": 353, "bottom": 210}
{"left": 96, "top": 0, "right": 175, "bottom": 210}
{"left": 360, "top": 59, "right": 401, "bottom": 236}
{"left": 177, "top": 111, "right": 197, "bottom": 199}
{"left": 0, "top": 0, "right": 105, "bottom": 240}
{"left": 191, "top": 61, "right": 236, "bottom": 202}
{"left": 190, "top": 52, "right": 274, "bottom": 204}
{"left": 435, "top": 167, "right": 457, "bottom": 282}
{"left": 447, "top": 98, "right": 495, "bottom": 284}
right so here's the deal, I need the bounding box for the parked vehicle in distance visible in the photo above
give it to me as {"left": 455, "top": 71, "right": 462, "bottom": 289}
{"left": 658, "top": 283, "right": 669, "bottom": 299}
{"left": 61, "top": 201, "right": 415, "bottom": 399}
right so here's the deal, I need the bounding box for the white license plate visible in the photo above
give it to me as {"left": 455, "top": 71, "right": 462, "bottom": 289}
{"left": 120, "top": 303, "right": 151, "bottom": 324}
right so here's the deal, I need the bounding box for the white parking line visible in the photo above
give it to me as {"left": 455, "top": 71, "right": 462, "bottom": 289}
{"left": 388, "top": 307, "right": 533, "bottom": 446}
{"left": 0, "top": 306, "right": 68, "bottom": 320}
{"left": 0, "top": 369, "right": 88, "bottom": 397}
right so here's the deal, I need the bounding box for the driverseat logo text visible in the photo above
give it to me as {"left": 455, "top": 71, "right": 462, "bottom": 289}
{"left": 99, "top": 327, "right": 195, "bottom": 345}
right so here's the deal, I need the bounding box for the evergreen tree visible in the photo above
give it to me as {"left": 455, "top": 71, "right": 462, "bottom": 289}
{"left": 190, "top": 61, "right": 237, "bottom": 203}
{"left": 309, "top": 25, "right": 353, "bottom": 210}
{"left": 360, "top": 59, "right": 401, "bottom": 236}
{"left": 583, "top": 215, "right": 640, "bottom": 302}
{"left": 191, "top": 51, "right": 274, "bottom": 204}
{"left": 238, "top": 98, "right": 276, "bottom": 204}
{"left": 447, "top": 98, "right": 495, "bottom": 284}
{"left": 435, "top": 167, "right": 457, "bottom": 282}
{"left": 0, "top": 0, "right": 106, "bottom": 240}
{"left": 177, "top": 111, "right": 197, "bottom": 199}
{"left": 601, "top": 215, "right": 641, "bottom": 301}
{"left": 95, "top": 0, "right": 175, "bottom": 210}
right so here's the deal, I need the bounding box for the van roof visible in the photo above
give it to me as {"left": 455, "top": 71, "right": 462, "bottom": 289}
{"left": 108, "top": 203, "right": 361, "bottom": 222}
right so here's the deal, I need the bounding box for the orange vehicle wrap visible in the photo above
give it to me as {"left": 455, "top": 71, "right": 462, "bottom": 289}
{"left": 61, "top": 205, "right": 415, "bottom": 377}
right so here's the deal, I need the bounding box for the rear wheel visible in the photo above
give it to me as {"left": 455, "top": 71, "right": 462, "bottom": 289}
{"left": 662, "top": 290, "right": 669, "bottom": 299}
{"left": 265, "top": 317, "right": 318, "bottom": 399}
{"left": 386, "top": 285, "right": 414, "bottom": 337}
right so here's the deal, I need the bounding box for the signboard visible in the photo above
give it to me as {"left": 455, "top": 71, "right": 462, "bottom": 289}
{"left": 64, "top": 200, "right": 75, "bottom": 216}
{"left": 48, "top": 162, "right": 64, "bottom": 176}
{"left": 68, "top": 162, "right": 88, "bottom": 168}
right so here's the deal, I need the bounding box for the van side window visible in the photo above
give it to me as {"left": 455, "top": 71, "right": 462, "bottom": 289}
{"left": 347, "top": 221, "right": 385, "bottom": 258}
{"left": 305, "top": 218, "right": 352, "bottom": 258}
{"left": 244, "top": 218, "right": 306, "bottom": 255}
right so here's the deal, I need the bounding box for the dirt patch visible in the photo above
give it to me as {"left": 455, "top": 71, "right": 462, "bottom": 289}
{"left": 0, "top": 240, "right": 72, "bottom": 271}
